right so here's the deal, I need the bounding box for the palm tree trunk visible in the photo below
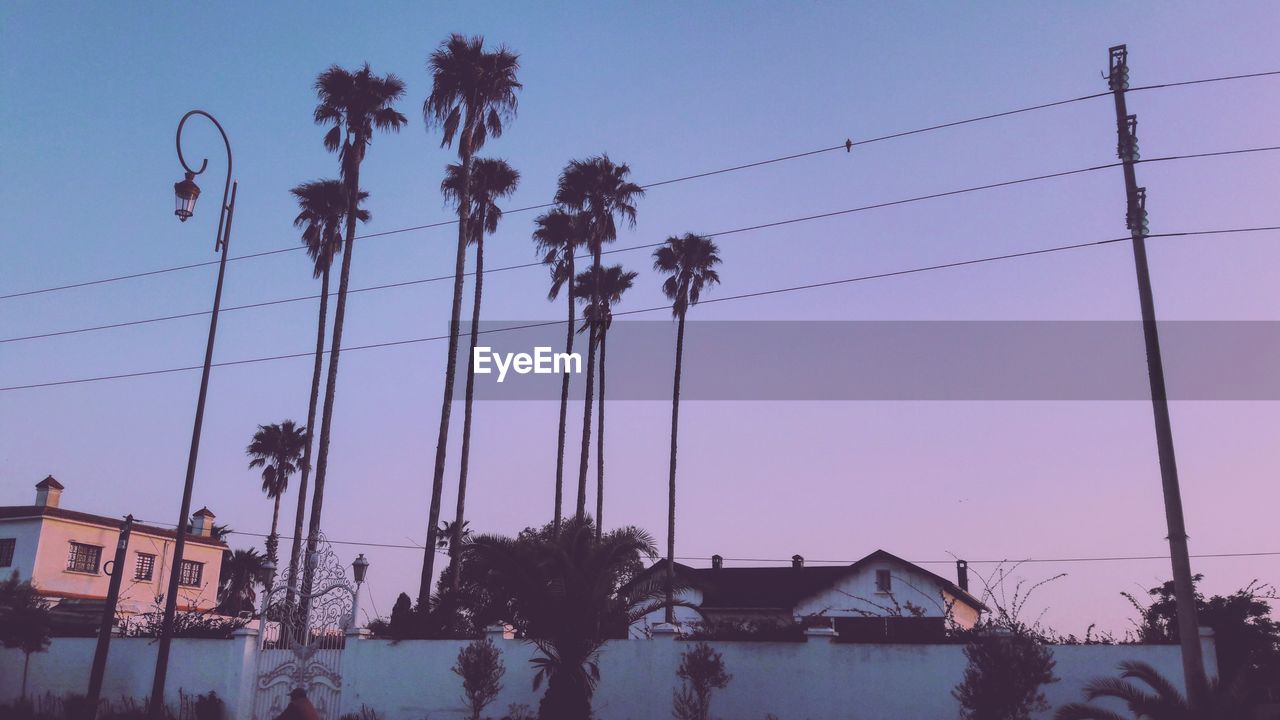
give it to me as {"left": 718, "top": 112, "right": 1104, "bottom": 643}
{"left": 575, "top": 245, "right": 602, "bottom": 520}
{"left": 288, "top": 264, "right": 329, "bottom": 606}
{"left": 553, "top": 252, "right": 575, "bottom": 534}
{"left": 664, "top": 310, "right": 686, "bottom": 624}
{"left": 421, "top": 121, "right": 474, "bottom": 606}
{"left": 449, "top": 234, "right": 484, "bottom": 591}
{"left": 595, "top": 323, "right": 607, "bottom": 540}
{"left": 268, "top": 493, "right": 282, "bottom": 562}
{"left": 304, "top": 141, "right": 363, "bottom": 605}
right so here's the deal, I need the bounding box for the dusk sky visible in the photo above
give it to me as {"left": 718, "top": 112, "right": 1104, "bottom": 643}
{"left": 2, "top": 2, "right": 1277, "bottom": 635}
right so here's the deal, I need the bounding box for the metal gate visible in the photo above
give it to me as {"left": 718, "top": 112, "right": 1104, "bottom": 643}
{"left": 251, "top": 535, "right": 357, "bottom": 720}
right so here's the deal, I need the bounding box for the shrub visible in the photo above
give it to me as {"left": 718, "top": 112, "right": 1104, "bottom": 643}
{"left": 673, "top": 642, "right": 732, "bottom": 720}
{"left": 952, "top": 625, "right": 1057, "bottom": 720}
{"left": 453, "top": 637, "right": 506, "bottom": 720}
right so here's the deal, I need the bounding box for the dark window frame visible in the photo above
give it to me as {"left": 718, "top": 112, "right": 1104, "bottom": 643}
{"left": 875, "top": 568, "right": 892, "bottom": 593}
{"left": 178, "top": 559, "right": 204, "bottom": 587}
{"left": 0, "top": 538, "right": 14, "bottom": 567}
{"left": 67, "top": 542, "right": 103, "bottom": 574}
{"left": 135, "top": 552, "right": 156, "bottom": 581}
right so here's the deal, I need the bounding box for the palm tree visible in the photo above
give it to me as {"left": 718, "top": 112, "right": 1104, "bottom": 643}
{"left": 574, "top": 264, "right": 638, "bottom": 539}
{"left": 287, "top": 179, "right": 368, "bottom": 597}
{"left": 463, "top": 518, "right": 668, "bottom": 720}
{"left": 533, "top": 209, "right": 588, "bottom": 533}
{"left": 441, "top": 158, "right": 520, "bottom": 589}
{"left": 1055, "top": 660, "right": 1251, "bottom": 720}
{"left": 306, "top": 64, "right": 406, "bottom": 594}
{"left": 554, "top": 156, "right": 644, "bottom": 521}
{"left": 421, "top": 34, "right": 521, "bottom": 606}
{"left": 652, "top": 233, "right": 722, "bottom": 624}
{"left": 246, "top": 421, "right": 307, "bottom": 563}
{"left": 217, "top": 548, "right": 267, "bottom": 616}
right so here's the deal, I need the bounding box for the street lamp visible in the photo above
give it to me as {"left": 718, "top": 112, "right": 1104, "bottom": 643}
{"left": 148, "top": 110, "right": 237, "bottom": 720}
{"left": 351, "top": 554, "right": 369, "bottom": 584}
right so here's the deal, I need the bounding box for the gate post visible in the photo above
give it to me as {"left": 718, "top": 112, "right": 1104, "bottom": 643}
{"left": 230, "top": 626, "right": 260, "bottom": 720}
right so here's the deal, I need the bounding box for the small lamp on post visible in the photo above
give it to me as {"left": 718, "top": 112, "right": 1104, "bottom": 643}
{"left": 348, "top": 554, "right": 370, "bottom": 638}
{"left": 352, "top": 554, "right": 369, "bottom": 585}
{"left": 173, "top": 172, "right": 200, "bottom": 222}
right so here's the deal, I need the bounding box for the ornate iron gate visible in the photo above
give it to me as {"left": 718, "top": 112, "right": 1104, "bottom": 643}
{"left": 252, "top": 535, "right": 358, "bottom": 720}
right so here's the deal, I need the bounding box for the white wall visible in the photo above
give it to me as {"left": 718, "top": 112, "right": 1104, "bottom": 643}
{"left": 0, "top": 631, "right": 1218, "bottom": 720}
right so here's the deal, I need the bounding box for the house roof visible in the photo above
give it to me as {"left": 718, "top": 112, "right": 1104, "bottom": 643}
{"left": 0, "top": 505, "right": 227, "bottom": 547}
{"left": 35, "top": 475, "right": 65, "bottom": 490}
{"left": 629, "top": 549, "right": 986, "bottom": 613}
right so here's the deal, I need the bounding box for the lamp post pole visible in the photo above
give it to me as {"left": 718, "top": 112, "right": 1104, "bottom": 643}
{"left": 148, "top": 110, "right": 236, "bottom": 720}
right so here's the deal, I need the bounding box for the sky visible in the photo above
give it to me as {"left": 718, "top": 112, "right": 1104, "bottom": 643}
{"left": 1, "top": 2, "right": 1278, "bottom": 635}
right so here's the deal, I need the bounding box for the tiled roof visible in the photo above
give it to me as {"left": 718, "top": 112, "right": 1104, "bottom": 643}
{"left": 0, "top": 505, "right": 227, "bottom": 547}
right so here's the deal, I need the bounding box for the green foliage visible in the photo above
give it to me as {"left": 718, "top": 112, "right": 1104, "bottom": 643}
{"left": 0, "top": 571, "right": 52, "bottom": 656}
{"left": 673, "top": 642, "right": 732, "bottom": 720}
{"left": 122, "top": 604, "right": 247, "bottom": 639}
{"left": 192, "top": 692, "right": 224, "bottom": 720}
{"left": 337, "top": 707, "right": 382, "bottom": 720}
{"left": 453, "top": 637, "right": 506, "bottom": 720}
{"left": 1054, "top": 660, "right": 1258, "bottom": 720}
{"left": 684, "top": 617, "right": 805, "bottom": 643}
{"left": 952, "top": 624, "right": 1058, "bottom": 720}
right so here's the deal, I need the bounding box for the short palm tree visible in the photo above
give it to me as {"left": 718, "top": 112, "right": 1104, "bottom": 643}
{"left": 533, "top": 209, "right": 589, "bottom": 532}
{"left": 441, "top": 157, "right": 520, "bottom": 589}
{"left": 653, "top": 233, "right": 722, "bottom": 623}
{"left": 246, "top": 421, "right": 307, "bottom": 563}
{"left": 574, "top": 264, "right": 638, "bottom": 538}
{"left": 554, "top": 156, "right": 644, "bottom": 521}
{"left": 1055, "top": 660, "right": 1251, "bottom": 720}
{"left": 306, "top": 64, "right": 406, "bottom": 592}
{"left": 463, "top": 518, "right": 667, "bottom": 720}
{"left": 217, "top": 548, "right": 267, "bottom": 616}
{"left": 287, "top": 179, "right": 368, "bottom": 595}
{"left": 421, "top": 34, "right": 522, "bottom": 606}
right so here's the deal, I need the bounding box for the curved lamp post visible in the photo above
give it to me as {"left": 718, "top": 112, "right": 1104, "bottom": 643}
{"left": 148, "top": 110, "right": 237, "bottom": 720}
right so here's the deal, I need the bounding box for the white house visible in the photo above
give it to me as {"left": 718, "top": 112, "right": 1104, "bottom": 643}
{"left": 626, "top": 549, "right": 986, "bottom": 639}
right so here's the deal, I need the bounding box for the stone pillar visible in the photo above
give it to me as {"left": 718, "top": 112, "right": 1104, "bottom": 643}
{"left": 804, "top": 625, "right": 839, "bottom": 644}
{"left": 650, "top": 623, "right": 680, "bottom": 639}
{"left": 229, "top": 626, "right": 260, "bottom": 720}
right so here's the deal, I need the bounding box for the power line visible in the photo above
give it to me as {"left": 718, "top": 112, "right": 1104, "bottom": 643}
{"left": 4, "top": 224, "right": 1277, "bottom": 392}
{"left": 8, "top": 144, "right": 1278, "bottom": 345}
{"left": 7, "top": 68, "right": 1276, "bottom": 302}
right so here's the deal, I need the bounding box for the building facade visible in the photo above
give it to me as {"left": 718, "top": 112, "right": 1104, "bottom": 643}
{"left": 0, "top": 476, "right": 227, "bottom": 616}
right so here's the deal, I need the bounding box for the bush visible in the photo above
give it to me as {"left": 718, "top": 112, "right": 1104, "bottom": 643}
{"left": 952, "top": 625, "right": 1057, "bottom": 720}
{"left": 452, "top": 637, "right": 505, "bottom": 720}
{"left": 673, "top": 642, "right": 732, "bottom": 720}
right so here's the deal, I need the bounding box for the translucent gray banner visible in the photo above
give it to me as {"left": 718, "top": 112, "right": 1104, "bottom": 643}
{"left": 454, "top": 321, "right": 1280, "bottom": 401}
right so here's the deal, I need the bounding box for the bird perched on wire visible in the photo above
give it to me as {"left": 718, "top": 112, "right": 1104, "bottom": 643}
{"left": 845, "top": 138, "right": 853, "bottom": 152}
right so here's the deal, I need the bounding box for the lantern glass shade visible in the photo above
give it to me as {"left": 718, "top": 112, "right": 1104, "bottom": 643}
{"left": 260, "top": 558, "right": 277, "bottom": 587}
{"left": 352, "top": 554, "right": 369, "bottom": 584}
{"left": 173, "top": 173, "right": 201, "bottom": 222}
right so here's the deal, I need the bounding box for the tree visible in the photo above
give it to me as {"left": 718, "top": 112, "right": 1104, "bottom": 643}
{"left": 953, "top": 623, "right": 1058, "bottom": 720}
{"left": 555, "top": 156, "right": 644, "bottom": 522}
{"left": 1125, "top": 576, "right": 1279, "bottom": 695}
{"left": 463, "top": 518, "right": 666, "bottom": 720}
{"left": 442, "top": 157, "right": 521, "bottom": 590}
{"left": 573, "top": 264, "right": 637, "bottom": 538}
{"left": 453, "top": 636, "right": 506, "bottom": 720}
{"left": 652, "top": 233, "right": 722, "bottom": 623}
{"left": 217, "top": 548, "right": 267, "bottom": 616}
{"left": 306, "top": 63, "right": 406, "bottom": 597}
{"left": 0, "top": 571, "right": 51, "bottom": 699}
{"left": 245, "top": 421, "right": 307, "bottom": 562}
{"left": 420, "top": 34, "right": 522, "bottom": 607}
{"left": 388, "top": 592, "right": 415, "bottom": 640}
{"left": 673, "top": 642, "right": 732, "bottom": 720}
{"left": 1055, "top": 660, "right": 1253, "bottom": 720}
{"left": 288, "top": 179, "right": 369, "bottom": 598}
{"left": 532, "top": 209, "right": 588, "bottom": 533}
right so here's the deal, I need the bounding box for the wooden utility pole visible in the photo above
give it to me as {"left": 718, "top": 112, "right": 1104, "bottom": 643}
{"left": 86, "top": 515, "right": 133, "bottom": 718}
{"left": 1106, "top": 44, "right": 1208, "bottom": 708}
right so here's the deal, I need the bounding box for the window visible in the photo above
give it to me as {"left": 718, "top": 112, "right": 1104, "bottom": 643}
{"left": 135, "top": 553, "right": 156, "bottom": 581}
{"left": 875, "top": 569, "right": 892, "bottom": 593}
{"left": 178, "top": 560, "right": 204, "bottom": 587}
{"left": 0, "top": 539, "right": 14, "bottom": 567}
{"left": 67, "top": 542, "right": 102, "bottom": 573}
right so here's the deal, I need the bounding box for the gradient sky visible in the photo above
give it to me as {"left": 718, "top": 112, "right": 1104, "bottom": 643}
{"left": 2, "top": 2, "right": 1277, "bottom": 635}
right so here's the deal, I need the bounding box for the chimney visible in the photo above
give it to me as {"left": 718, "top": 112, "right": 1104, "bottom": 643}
{"left": 791, "top": 554, "right": 804, "bottom": 568}
{"left": 711, "top": 554, "right": 723, "bottom": 570}
{"left": 956, "top": 559, "right": 969, "bottom": 592}
{"left": 191, "top": 507, "right": 216, "bottom": 537}
{"left": 35, "top": 475, "right": 64, "bottom": 508}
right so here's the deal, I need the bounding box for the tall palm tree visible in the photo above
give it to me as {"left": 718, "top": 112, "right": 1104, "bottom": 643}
{"left": 652, "top": 233, "right": 722, "bottom": 623}
{"left": 554, "top": 156, "right": 644, "bottom": 521}
{"left": 306, "top": 64, "right": 406, "bottom": 593}
{"left": 533, "top": 209, "right": 588, "bottom": 533}
{"left": 287, "top": 179, "right": 368, "bottom": 597}
{"left": 246, "top": 421, "right": 307, "bottom": 563}
{"left": 441, "top": 157, "right": 520, "bottom": 588}
{"left": 1055, "top": 660, "right": 1251, "bottom": 720}
{"left": 463, "top": 517, "right": 667, "bottom": 720}
{"left": 420, "top": 34, "right": 521, "bottom": 606}
{"left": 217, "top": 548, "right": 268, "bottom": 616}
{"left": 574, "top": 264, "right": 638, "bottom": 539}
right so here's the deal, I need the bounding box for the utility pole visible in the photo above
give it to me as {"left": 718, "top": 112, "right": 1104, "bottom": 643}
{"left": 1106, "top": 44, "right": 1208, "bottom": 708}
{"left": 86, "top": 515, "right": 133, "bottom": 718}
